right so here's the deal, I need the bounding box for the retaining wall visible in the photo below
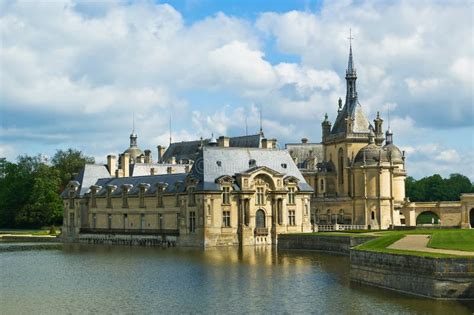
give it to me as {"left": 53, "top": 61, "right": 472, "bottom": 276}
{"left": 350, "top": 249, "right": 474, "bottom": 299}
{"left": 277, "top": 234, "right": 376, "bottom": 254}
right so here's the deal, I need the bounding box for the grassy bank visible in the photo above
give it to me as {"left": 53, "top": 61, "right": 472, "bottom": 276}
{"left": 355, "top": 229, "right": 474, "bottom": 258}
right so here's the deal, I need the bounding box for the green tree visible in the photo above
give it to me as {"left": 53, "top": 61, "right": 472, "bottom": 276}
{"left": 406, "top": 173, "right": 473, "bottom": 202}
{"left": 51, "top": 148, "right": 94, "bottom": 189}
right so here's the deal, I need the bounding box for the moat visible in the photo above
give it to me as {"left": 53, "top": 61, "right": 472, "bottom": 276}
{"left": 1, "top": 244, "right": 473, "bottom": 314}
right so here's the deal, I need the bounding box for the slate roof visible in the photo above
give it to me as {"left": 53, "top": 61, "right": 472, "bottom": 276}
{"left": 331, "top": 98, "right": 372, "bottom": 134}
{"left": 190, "top": 146, "right": 313, "bottom": 192}
{"left": 93, "top": 173, "right": 188, "bottom": 196}
{"left": 61, "top": 164, "right": 111, "bottom": 197}
{"left": 285, "top": 142, "right": 324, "bottom": 169}
{"left": 130, "top": 163, "right": 188, "bottom": 176}
{"left": 162, "top": 134, "right": 262, "bottom": 163}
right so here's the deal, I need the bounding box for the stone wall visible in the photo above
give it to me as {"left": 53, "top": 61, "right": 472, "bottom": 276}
{"left": 277, "top": 234, "right": 376, "bottom": 254}
{"left": 350, "top": 249, "right": 474, "bottom": 299}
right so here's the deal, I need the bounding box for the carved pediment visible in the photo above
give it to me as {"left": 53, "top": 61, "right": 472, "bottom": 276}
{"left": 215, "top": 175, "right": 235, "bottom": 185}
{"left": 284, "top": 176, "right": 300, "bottom": 185}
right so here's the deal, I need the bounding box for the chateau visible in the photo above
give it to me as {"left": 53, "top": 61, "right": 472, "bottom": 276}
{"left": 62, "top": 44, "right": 473, "bottom": 247}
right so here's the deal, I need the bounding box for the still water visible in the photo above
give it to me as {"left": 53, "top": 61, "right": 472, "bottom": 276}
{"left": 1, "top": 244, "right": 473, "bottom": 314}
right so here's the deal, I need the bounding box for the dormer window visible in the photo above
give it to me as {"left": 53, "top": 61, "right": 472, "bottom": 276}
{"left": 255, "top": 187, "right": 265, "bottom": 205}
{"left": 216, "top": 161, "right": 222, "bottom": 167}
{"left": 281, "top": 163, "right": 287, "bottom": 169}
{"left": 249, "top": 159, "right": 256, "bottom": 168}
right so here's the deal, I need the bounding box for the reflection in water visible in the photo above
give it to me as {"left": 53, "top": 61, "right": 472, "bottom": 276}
{"left": 0, "top": 244, "right": 473, "bottom": 314}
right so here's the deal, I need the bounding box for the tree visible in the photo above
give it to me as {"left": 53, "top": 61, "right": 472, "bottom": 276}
{"left": 406, "top": 173, "right": 474, "bottom": 202}
{"left": 51, "top": 149, "right": 94, "bottom": 189}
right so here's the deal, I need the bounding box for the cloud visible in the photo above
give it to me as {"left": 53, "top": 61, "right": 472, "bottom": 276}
{"left": 0, "top": 0, "right": 473, "bottom": 180}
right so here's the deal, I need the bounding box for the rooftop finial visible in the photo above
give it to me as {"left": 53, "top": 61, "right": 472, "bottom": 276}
{"left": 132, "top": 111, "right": 135, "bottom": 134}
{"left": 259, "top": 103, "right": 263, "bottom": 136}
{"left": 347, "top": 28, "right": 355, "bottom": 73}
{"left": 169, "top": 114, "right": 172, "bottom": 145}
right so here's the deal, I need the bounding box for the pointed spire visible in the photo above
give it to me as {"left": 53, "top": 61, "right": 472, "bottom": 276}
{"left": 347, "top": 28, "right": 355, "bottom": 74}
{"left": 259, "top": 104, "right": 263, "bottom": 136}
{"left": 129, "top": 112, "right": 138, "bottom": 147}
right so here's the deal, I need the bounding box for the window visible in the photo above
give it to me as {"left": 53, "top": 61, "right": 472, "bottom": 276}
{"left": 122, "top": 190, "right": 128, "bottom": 208}
{"left": 281, "top": 163, "right": 287, "bottom": 169}
{"left": 68, "top": 192, "right": 75, "bottom": 209}
{"left": 123, "top": 214, "right": 128, "bottom": 229}
{"left": 222, "top": 186, "right": 231, "bottom": 204}
{"left": 91, "top": 192, "right": 97, "bottom": 208}
{"left": 140, "top": 214, "right": 145, "bottom": 230}
{"left": 106, "top": 188, "right": 112, "bottom": 208}
{"left": 157, "top": 191, "right": 164, "bottom": 208}
{"left": 256, "top": 187, "right": 265, "bottom": 205}
{"left": 158, "top": 213, "right": 164, "bottom": 230}
{"left": 92, "top": 214, "right": 97, "bottom": 229}
{"left": 371, "top": 211, "right": 375, "bottom": 220}
{"left": 139, "top": 187, "right": 145, "bottom": 208}
{"left": 216, "top": 161, "right": 222, "bottom": 167}
{"left": 189, "top": 211, "right": 196, "bottom": 233}
{"left": 288, "top": 187, "right": 296, "bottom": 204}
{"left": 288, "top": 210, "right": 296, "bottom": 226}
{"left": 176, "top": 195, "right": 180, "bottom": 207}
{"left": 176, "top": 213, "right": 180, "bottom": 229}
{"left": 188, "top": 187, "right": 196, "bottom": 206}
{"left": 319, "top": 179, "right": 324, "bottom": 192}
{"left": 222, "top": 211, "right": 231, "bottom": 227}
{"left": 249, "top": 159, "right": 256, "bottom": 167}
{"left": 107, "top": 214, "right": 112, "bottom": 229}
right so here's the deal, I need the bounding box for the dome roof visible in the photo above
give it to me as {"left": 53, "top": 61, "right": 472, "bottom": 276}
{"left": 383, "top": 143, "right": 404, "bottom": 163}
{"left": 354, "top": 144, "right": 388, "bottom": 165}
{"left": 124, "top": 147, "right": 144, "bottom": 161}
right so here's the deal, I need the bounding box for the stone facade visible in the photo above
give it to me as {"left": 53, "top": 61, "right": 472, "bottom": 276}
{"left": 62, "top": 146, "right": 312, "bottom": 247}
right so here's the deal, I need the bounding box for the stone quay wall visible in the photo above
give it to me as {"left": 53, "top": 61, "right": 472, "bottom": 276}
{"left": 350, "top": 250, "right": 474, "bottom": 300}
{"left": 0, "top": 235, "right": 60, "bottom": 243}
{"left": 277, "top": 234, "right": 376, "bottom": 255}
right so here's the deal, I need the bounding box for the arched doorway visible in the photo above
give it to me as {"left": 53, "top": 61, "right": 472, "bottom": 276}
{"left": 470, "top": 208, "right": 474, "bottom": 228}
{"left": 416, "top": 211, "right": 440, "bottom": 225}
{"left": 256, "top": 209, "right": 266, "bottom": 228}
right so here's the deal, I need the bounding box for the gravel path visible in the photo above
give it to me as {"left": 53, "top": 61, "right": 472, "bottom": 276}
{"left": 387, "top": 234, "right": 474, "bottom": 256}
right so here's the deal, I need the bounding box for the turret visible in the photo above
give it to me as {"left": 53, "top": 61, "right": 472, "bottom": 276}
{"left": 374, "top": 112, "right": 384, "bottom": 145}
{"left": 322, "top": 113, "right": 332, "bottom": 141}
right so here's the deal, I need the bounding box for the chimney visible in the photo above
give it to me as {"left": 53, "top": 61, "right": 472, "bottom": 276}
{"left": 157, "top": 145, "right": 165, "bottom": 163}
{"left": 218, "top": 136, "right": 230, "bottom": 147}
{"left": 262, "top": 138, "right": 268, "bottom": 149}
{"left": 122, "top": 153, "right": 130, "bottom": 177}
{"left": 150, "top": 168, "right": 155, "bottom": 175}
{"left": 263, "top": 138, "right": 277, "bottom": 149}
{"left": 170, "top": 156, "right": 176, "bottom": 164}
{"left": 107, "top": 155, "right": 116, "bottom": 177}
{"left": 144, "top": 150, "right": 152, "bottom": 163}
{"left": 301, "top": 138, "right": 308, "bottom": 144}
{"left": 137, "top": 155, "right": 145, "bottom": 163}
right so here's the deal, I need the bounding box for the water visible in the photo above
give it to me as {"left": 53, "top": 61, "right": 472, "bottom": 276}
{"left": 1, "top": 244, "right": 473, "bottom": 314}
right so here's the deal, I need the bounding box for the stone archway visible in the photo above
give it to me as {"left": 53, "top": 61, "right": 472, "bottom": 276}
{"left": 416, "top": 211, "right": 440, "bottom": 225}
{"left": 470, "top": 208, "right": 474, "bottom": 228}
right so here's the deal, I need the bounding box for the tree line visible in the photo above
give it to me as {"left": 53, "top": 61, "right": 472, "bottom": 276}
{"left": 405, "top": 174, "right": 474, "bottom": 202}
{"left": 0, "top": 148, "right": 473, "bottom": 228}
{"left": 0, "top": 149, "right": 94, "bottom": 228}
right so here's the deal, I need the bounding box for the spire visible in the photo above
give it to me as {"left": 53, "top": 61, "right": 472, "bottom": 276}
{"left": 345, "top": 28, "right": 357, "bottom": 101}
{"left": 259, "top": 104, "right": 263, "bottom": 136}
{"left": 130, "top": 112, "right": 137, "bottom": 147}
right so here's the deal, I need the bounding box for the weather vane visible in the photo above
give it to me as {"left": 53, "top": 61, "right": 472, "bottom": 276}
{"left": 348, "top": 28, "right": 354, "bottom": 46}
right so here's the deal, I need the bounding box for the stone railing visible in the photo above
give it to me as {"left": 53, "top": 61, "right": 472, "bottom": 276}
{"left": 254, "top": 228, "right": 269, "bottom": 236}
{"left": 314, "top": 224, "right": 367, "bottom": 232}
{"left": 80, "top": 228, "right": 180, "bottom": 236}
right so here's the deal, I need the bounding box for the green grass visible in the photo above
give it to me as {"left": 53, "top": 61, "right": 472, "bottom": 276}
{"left": 428, "top": 230, "right": 474, "bottom": 252}
{"left": 355, "top": 229, "right": 474, "bottom": 258}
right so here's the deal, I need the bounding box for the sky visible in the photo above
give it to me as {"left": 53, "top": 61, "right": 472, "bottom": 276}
{"left": 0, "top": 0, "right": 473, "bottom": 180}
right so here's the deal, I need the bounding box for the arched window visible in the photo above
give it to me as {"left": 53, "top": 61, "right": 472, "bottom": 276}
{"left": 256, "top": 209, "right": 265, "bottom": 228}
{"left": 338, "top": 148, "right": 344, "bottom": 185}
{"left": 371, "top": 211, "right": 375, "bottom": 220}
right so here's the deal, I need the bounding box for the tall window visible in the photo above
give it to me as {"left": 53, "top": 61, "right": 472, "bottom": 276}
{"left": 288, "top": 187, "right": 296, "bottom": 204}
{"left": 91, "top": 191, "right": 97, "bottom": 208}
{"left": 107, "top": 214, "right": 112, "bottom": 229}
{"left": 106, "top": 188, "right": 112, "bottom": 208}
{"left": 222, "top": 211, "right": 231, "bottom": 227}
{"left": 338, "top": 148, "right": 344, "bottom": 185}
{"left": 319, "top": 179, "right": 324, "bottom": 192}
{"left": 176, "top": 195, "right": 180, "bottom": 207}
{"left": 157, "top": 190, "right": 164, "bottom": 208}
{"left": 256, "top": 187, "right": 265, "bottom": 205}
{"left": 92, "top": 213, "right": 97, "bottom": 229}
{"left": 288, "top": 210, "right": 296, "bottom": 226}
{"left": 68, "top": 192, "right": 75, "bottom": 209}
{"left": 139, "top": 187, "right": 145, "bottom": 208}
{"left": 222, "top": 187, "right": 230, "bottom": 204}
{"left": 188, "top": 187, "right": 196, "bottom": 206}
{"left": 140, "top": 214, "right": 145, "bottom": 231}
{"left": 123, "top": 214, "right": 128, "bottom": 229}
{"left": 122, "top": 190, "right": 128, "bottom": 208}
{"left": 189, "top": 211, "right": 196, "bottom": 233}
{"left": 158, "top": 213, "right": 164, "bottom": 230}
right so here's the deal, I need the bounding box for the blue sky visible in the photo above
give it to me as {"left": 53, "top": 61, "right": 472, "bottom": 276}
{"left": 0, "top": 0, "right": 473, "bottom": 180}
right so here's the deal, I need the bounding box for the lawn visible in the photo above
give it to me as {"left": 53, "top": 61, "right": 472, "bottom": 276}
{"left": 428, "top": 230, "right": 474, "bottom": 252}
{"left": 354, "top": 229, "right": 474, "bottom": 258}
